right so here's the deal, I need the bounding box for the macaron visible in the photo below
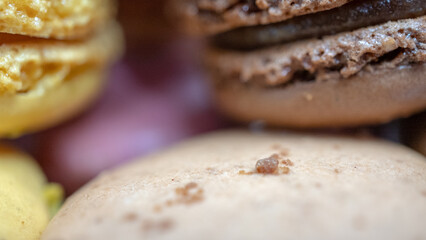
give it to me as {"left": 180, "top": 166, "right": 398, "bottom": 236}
{"left": 0, "top": 0, "right": 116, "bottom": 39}
{"left": 0, "top": 145, "right": 63, "bottom": 240}
{"left": 0, "top": 23, "right": 123, "bottom": 137}
{"left": 174, "top": 0, "right": 426, "bottom": 128}
{"left": 0, "top": 1, "right": 123, "bottom": 137}
{"left": 42, "top": 131, "right": 426, "bottom": 240}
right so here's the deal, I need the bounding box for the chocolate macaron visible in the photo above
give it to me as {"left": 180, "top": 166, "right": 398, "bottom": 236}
{"left": 174, "top": 0, "right": 426, "bottom": 128}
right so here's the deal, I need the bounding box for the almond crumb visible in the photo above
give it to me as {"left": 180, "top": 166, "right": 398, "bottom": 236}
{"left": 256, "top": 155, "right": 279, "bottom": 174}
{"left": 281, "top": 159, "right": 294, "bottom": 166}
{"left": 280, "top": 166, "right": 290, "bottom": 174}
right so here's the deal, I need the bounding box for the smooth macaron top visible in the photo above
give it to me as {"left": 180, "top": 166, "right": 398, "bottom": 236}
{"left": 42, "top": 131, "right": 426, "bottom": 240}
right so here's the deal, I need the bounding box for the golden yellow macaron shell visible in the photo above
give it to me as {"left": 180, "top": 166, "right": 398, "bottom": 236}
{"left": 0, "top": 66, "right": 105, "bottom": 137}
{"left": 0, "top": 0, "right": 116, "bottom": 39}
{"left": 0, "top": 145, "right": 63, "bottom": 240}
{"left": 0, "top": 22, "right": 123, "bottom": 137}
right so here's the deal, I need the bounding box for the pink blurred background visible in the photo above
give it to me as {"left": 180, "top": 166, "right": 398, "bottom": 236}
{"left": 15, "top": 1, "right": 225, "bottom": 194}
{"left": 10, "top": 1, "right": 417, "bottom": 194}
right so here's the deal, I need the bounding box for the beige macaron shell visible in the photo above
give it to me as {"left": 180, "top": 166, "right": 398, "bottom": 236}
{"left": 213, "top": 64, "right": 426, "bottom": 128}
{"left": 42, "top": 131, "right": 426, "bottom": 240}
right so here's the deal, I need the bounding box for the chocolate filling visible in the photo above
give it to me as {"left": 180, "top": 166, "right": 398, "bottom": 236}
{"left": 207, "top": 17, "right": 425, "bottom": 87}
{"left": 212, "top": 0, "right": 426, "bottom": 50}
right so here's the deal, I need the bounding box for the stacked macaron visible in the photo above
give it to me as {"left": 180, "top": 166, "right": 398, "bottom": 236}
{"left": 174, "top": 0, "right": 425, "bottom": 128}
{"left": 38, "top": 1, "right": 426, "bottom": 239}
{"left": 0, "top": 1, "right": 122, "bottom": 239}
{"left": 0, "top": 0, "right": 123, "bottom": 137}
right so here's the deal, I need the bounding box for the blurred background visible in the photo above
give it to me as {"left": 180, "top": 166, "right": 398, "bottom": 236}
{"left": 9, "top": 1, "right": 424, "bottom": 195}
{"left": 14, "top": 1, "right": 224, "bottom": 194}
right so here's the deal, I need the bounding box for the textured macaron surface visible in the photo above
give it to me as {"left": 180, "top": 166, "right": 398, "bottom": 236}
{"left": 0, "top": 23, "right": 122, "bottom": 95}
{"left": 208, "top": 16, "right": 426, "bottom": 127}
{"left": 176, "top": 0, "right": 426, "bottom": 127}
{"left": 212, "top": 0, "right": 426, "bottom": 50}
{"left": 208, "top": 17, "right": 426, "bottom": 86}
{"left": 0, "top": 23, "right": 123, "bottom": 137}
{"left": 42, "top": 131, "right": 426, "bottom": 240}
{"left": 0, "top": 0, "right": 116, "bottom": 39}
{"left": 172, "top": 0, "right": 352, "bottom": 35}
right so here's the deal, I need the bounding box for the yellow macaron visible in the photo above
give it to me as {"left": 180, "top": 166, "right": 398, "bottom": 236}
{"left": 0, "top": 22, "right": 123, "bottom": 137}
{"left": 0, "top": 0, "right": 116, "bottom": 39}
{"left": 0, "top": 0, "right": 123, "bottom": 137}
{"left": 0, "top": 145, "right": 63, "bottom": 240}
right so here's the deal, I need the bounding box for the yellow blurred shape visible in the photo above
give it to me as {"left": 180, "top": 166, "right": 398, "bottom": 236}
{"left": 0, "top": 145, "right": 63, "bottom": 240}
